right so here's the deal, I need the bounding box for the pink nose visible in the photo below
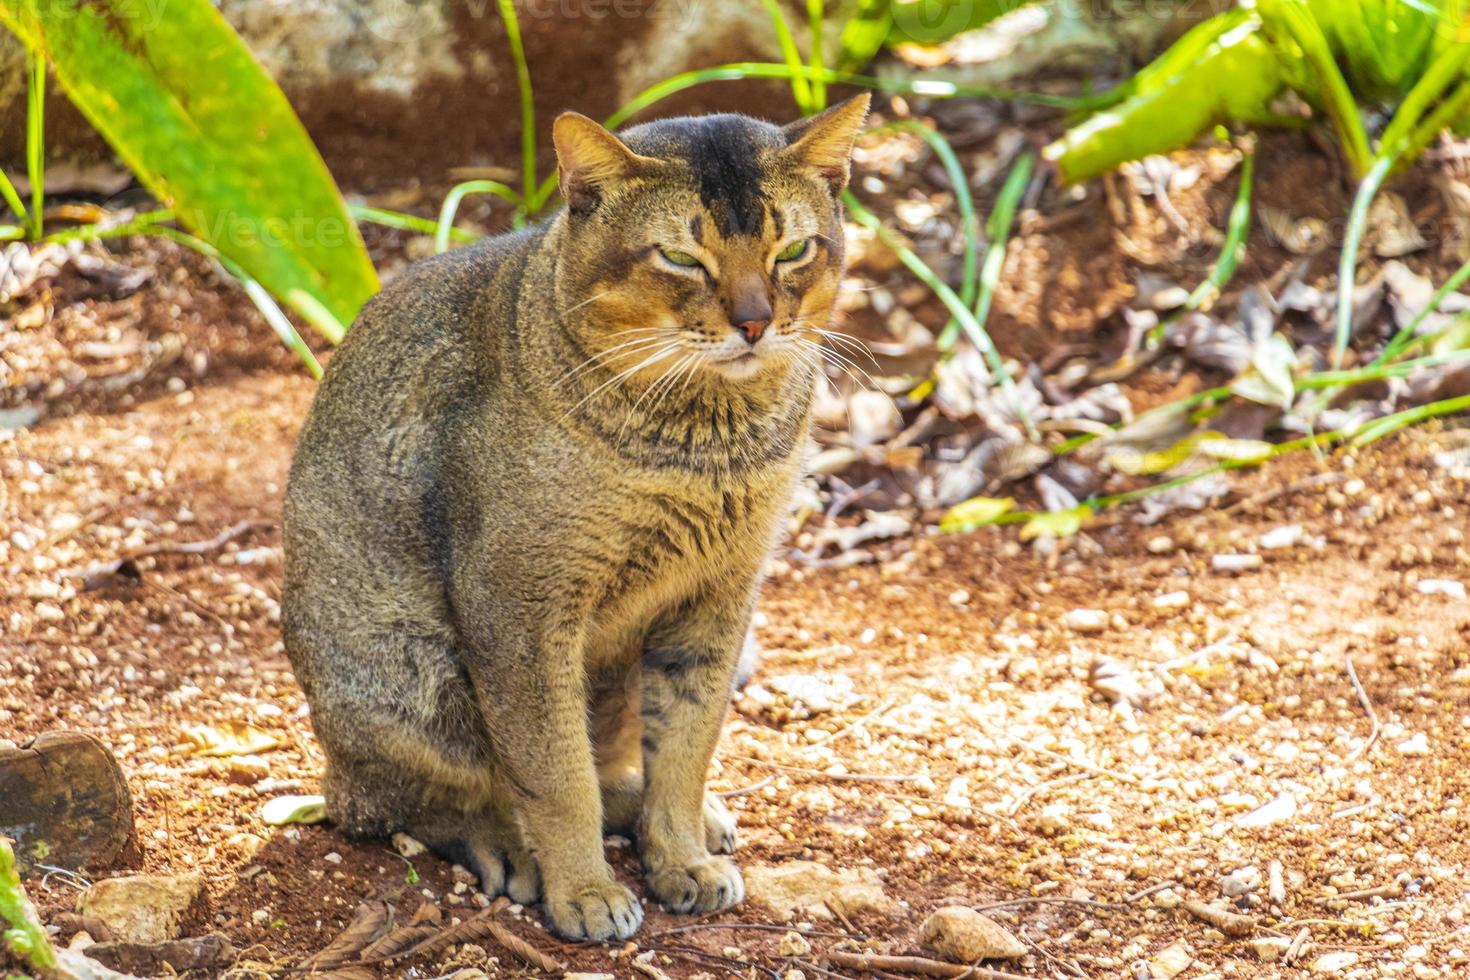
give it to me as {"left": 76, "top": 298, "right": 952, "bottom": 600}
{"left": 738, "top": 318, "right": 769, "bottom": 344}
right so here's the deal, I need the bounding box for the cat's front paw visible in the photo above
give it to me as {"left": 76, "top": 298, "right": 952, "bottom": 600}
{"left": 647, "top": 856, "right": 744, "bottom": 914}
{"left": 546, "top": 878, "right": 643, "bottom": 942}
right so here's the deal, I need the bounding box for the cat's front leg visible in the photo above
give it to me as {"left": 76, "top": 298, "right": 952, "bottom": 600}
{"left": 454, "top": 586, "right": 642, "bottom": 942}
{"left": 637, "top": 585, "right": 752, "bottom": 914}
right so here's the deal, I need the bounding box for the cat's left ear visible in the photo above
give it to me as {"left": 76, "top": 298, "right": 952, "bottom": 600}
{"left": 780, "top": 93, "right": 871, "bottom": 193}
{"left": 553, "top": 112, "right": 659, "bottom": 215}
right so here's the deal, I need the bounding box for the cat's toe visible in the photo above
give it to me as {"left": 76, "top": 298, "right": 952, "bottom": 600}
{"left": 506, "top": 854, "right": 542, "bottom": 905}
{"left": 703, "top": 795, "right": 738, "bottom": 854}
{"left": 647, "top": 856, "right": 744, "bottom": 915}
{"left": 547, "top": 879, "right": 643, "bottom": 942}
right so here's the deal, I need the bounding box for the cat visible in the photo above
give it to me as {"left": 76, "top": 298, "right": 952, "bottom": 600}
{"left": 282, "top": 94, "right": 868, "bottom": 941}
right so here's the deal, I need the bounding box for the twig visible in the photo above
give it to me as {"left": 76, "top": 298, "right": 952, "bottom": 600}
{"left": 808, "top": 695, "right": 898, "bottom": 751}
{"left": 974, "top": 896, "right": 1123, "bottom": 915}
{"left": 1125, "top": 881, "right": 1177, "bottom": 903}
{"left": 1181, "top": 899, "right": 1257, "bottom": 936}
{"left": 715, "top": 775, "right": 774, "bottom": 798}
{"left": 652, "top": 922, "right": 859, "bottom": 942}
{"left": 1021, "top": 925, "right": 1089, "bottom": 979}
{"left": 825, "top": 950, "right": 1029, "bottom": 980}
{"left": 1005, "top": 772, "right": 1090, "bottom": 816}
{"left": 1314, "top": 882, "right": 1402, "bottom": 904}
{"left": 1344, "top": 653, "right": 1381, "bottom": 760}
{"left": 792, "top": 958, "right": 861, "bottom": 980}
{"left": 730, "top": 757, "right": 917, "bottom": 783}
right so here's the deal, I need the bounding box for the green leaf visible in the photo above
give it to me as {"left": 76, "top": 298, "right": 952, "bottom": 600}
{"left": 1105, "top": 432, "right": 1206, "bottom": 476}
{"left": 1193, "top": 434, "right": 1274, "bottom": 463}
{"left": 1020, "top": 504, "right": 1091, "bottom": 542}
{"left": 940, "top": 496, "right": 1014, "bottom": 534}
{"left": 0, "top": 0, "right": 378, "bottom": 339}
{"left": 1043, "top": 10, "right": 1286, "bottom": 183}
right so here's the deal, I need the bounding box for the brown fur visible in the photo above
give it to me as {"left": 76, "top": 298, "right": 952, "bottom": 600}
{"left": 282, "top": 96, "right": 868, "bottom": 941}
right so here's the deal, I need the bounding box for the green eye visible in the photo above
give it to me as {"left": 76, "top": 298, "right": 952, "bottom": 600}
{"left": 776, "top": 239, "right": 809, "bottom": 262}
{"left": 659, "top": 247, "right": 702, "bottom": 268}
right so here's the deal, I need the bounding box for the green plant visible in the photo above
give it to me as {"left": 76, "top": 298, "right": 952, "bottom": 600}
{"left": 0, "top": 0, "right": 378, "bottom": 343}
{"left": 1, "top": 836, "right": 55, "bottom": 974}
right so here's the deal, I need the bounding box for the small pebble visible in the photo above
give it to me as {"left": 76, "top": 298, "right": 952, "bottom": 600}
{"left": 1212, "top": 553, "right": 1263, "bottom": 572}
{"left": 1396, "top": 732, "right": 1430, "bottom": 756}
{"left": 1417, "top": 579, "right": 1466, "bottom": 599}
{"left": 1061, "top": 608, "right": 1108, "bottom": 633}
{"left": 1259, "top": 524, "right": 1303, "bottom": 549}
{"left": 1311, "top": 951, "right": 1360, "bottom": 973}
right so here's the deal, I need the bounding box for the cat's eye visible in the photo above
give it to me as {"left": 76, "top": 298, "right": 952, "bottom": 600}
{"left": 776, "top": 239, "right": 810, "bottom": 263}
{"left": 659, "top": 247, "right": 703, "bottom": 269}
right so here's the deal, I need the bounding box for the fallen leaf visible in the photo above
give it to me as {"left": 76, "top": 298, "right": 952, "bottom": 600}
{"left": 184, "top": 722, "right": 281, "bottom": 757}
{"left": 940, "top": 496, "right": 1014, "bottom": 534}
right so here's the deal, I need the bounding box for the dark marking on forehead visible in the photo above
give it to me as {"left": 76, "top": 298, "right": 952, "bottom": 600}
{"left": 689, "top": 214, "right": 703, "bottom": 245}
{"left": 620, "top": 113, "right": 786, "bottom": 239}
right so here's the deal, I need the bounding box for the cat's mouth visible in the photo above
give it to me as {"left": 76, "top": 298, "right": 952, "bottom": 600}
{"left": 708, "top": 350, "right": 764, "bottom": 379}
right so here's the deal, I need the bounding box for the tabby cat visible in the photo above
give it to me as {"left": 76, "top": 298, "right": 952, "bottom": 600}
{"left": 282, "top": 94, "right": 868, "bottom": 941}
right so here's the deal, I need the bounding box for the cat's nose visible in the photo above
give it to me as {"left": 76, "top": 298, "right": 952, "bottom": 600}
{"left": 737, "top": 317, "right": 770, "bottom": 344}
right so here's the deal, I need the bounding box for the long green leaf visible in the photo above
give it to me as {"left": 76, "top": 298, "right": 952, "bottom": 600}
{"left": 0, "top": 0, "right": 379, "bottom": 340}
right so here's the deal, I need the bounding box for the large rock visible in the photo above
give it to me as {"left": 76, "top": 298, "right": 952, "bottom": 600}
{"left": 76, "top": 872, "right": 206, "bottom": 944}
{"left": 743, "top": 860, "right": 895, "bottom": 921}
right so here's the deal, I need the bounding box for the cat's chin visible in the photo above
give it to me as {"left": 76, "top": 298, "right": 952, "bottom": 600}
{"left": 707, "top": 353, "right": 766, "bottom": 381}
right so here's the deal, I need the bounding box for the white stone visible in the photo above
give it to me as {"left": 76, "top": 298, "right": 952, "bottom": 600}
{"left": 1259, "top": 524, "right": 1304, "bottom": 549}
{"left": 1396, "top": 733, "right": 1431, "bottom": 757}
{"left": 1311, "top": 951, "right": 1360, "bottom": 973}
{"left": 1417, "top": 579, "right": 1466, "bottom": 599}
{"left": 1061, "top": 608, "right": 1109, "bottom": 633}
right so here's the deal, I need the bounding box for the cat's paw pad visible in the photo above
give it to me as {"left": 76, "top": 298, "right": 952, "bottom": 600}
{"left": 647, "top": 856, "right": 744, "bottom": 914}
{"left": 703, "top": 795, "right": 738, "bottom": 854}
{"left": 546, "top": 879, "right": 643, "bottom": 942}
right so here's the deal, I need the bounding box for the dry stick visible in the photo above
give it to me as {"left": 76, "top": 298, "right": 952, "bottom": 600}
{"left": 1005, "top": 771, "right": 1090, "bottom": 816}
{"left": 714, "top": 774, "right": 774, "bottom": 798}
{"left": 824, "top": 950, "right": 1029, "bottom": 980}
{"left": 1125, "top": 881, "right": 1178, "bottom": 903}
{"left": 974, "top": 896, "right": 1124, "bottom": 915}
{"left": 652, "top": 922, "right": 859, "bottom": 942}
{"left": 1181, "top": 899, "right": 1257, "bottom": 937}
{"left": 1344, "top": 653, "right": 1381, "bottom": 760}
{"left": 809, "top": 695, "right": 899, "bottom": 751}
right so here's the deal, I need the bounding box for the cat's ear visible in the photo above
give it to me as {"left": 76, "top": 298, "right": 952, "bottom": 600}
{"left": 553, "top": 112, "right": 657, "bottom": 215}
{"left": 780, "top": 93, "right": 871, "bottom": 193}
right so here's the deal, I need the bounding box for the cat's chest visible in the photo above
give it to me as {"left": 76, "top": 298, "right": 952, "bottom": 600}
{"left": 582, "top": 474, "right": 787, "bottom": 654}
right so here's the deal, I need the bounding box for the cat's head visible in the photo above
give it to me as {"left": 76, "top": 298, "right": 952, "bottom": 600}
{"left": 550, "top": 95, "right": 869, "bottom": 388}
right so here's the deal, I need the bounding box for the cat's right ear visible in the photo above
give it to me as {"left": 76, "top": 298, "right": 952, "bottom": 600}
{"left": 553, "top": 113, "right": 656, "bottom": 215}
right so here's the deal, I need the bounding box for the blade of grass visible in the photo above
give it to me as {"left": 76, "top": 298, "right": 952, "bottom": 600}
{"left": 1334, "top": 153, "right": 1394, "bottom": 368}
{"left": 0, "top": 167, "right": 26, "bottom": 228}
{"left": 40, "top": 207, "right": 173, "bottom": 245}
{"left": 761, "top": 0, "right": 814, "bottom": 113}
{"left": 0, "top": 223, "right": 25, "bottom": 240}
{"left": 882, "top": 122, "right": 979, "bottom": 345}
{"left": 495, "top": 0, "right": 536, "bottom": 216}
{"left": 435, "top": 179, "right": 522, "bottom": 254}
{"left": 1147, "top": 149, "right": 1255, "bottom": 348}
{"left": 1258, "top": 0, "right": 1372, "bottom": 179}
{"left": 937, "top": 150, "right": 1032, "bottom": 353}
{"left": 806, "top": 0, "right": 827, "bottom": 111}
{"left": 844, "top": 187, "right": 1039, "bottom": 442}
{"left": 1350, "top": 392, "right": 1470, "bottom": 445}
{"left": 26, "top": 49, "right": 44, "bottom": 239}
{"left": 349, "top": 204, "right": 479, "bottom": 243}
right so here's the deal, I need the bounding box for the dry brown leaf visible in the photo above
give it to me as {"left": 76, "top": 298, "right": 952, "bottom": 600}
{"left": 183, "top": 722, "right": 282, "bottom": 757}
{"left": 301, "top": 900, "right": 393, "bottom": 970}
